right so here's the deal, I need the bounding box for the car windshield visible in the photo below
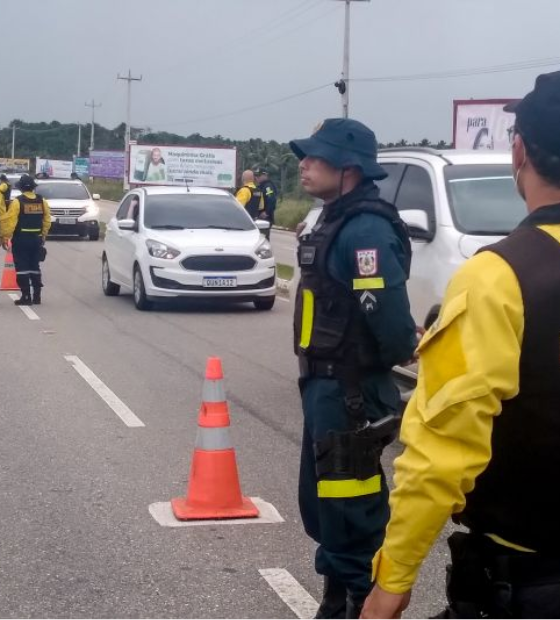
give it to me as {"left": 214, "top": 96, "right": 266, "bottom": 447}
{"left": 444, "top": 164, "right": 527, "bottom": 235}
{"left": 37, "top": 183, "right": 90, "bottom": 200}
{"left": 143, "top": 194, "right": 255, "bottom": 231}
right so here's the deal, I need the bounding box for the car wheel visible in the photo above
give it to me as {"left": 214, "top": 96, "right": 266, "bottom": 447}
{"left": 253, "top": 296, "right": 275, "bottom": 311}
{"left": 133, "top": 265, "right": 153, "bottom": 311}
{"left": 102, "top": 254, "right": 120, "bottom": 296}
{"left": 89, "top": 229, "right": 100, "bottom": 241}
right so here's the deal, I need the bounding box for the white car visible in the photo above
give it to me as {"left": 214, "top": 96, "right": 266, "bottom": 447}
{"left": 10, "top": 178, "right": 101, "bottom": 240}
{"left": 102, "top": 186, "right": 276, "bottom": 311}
{"left": 293, "top": 149, "right": 527, "bottom": 399}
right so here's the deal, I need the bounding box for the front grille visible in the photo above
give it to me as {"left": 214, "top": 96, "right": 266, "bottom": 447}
{"left": 50, "top": 206, "right": 86, "bottom": 217}
{"left": 181, "top": 255, "right": 257, "bottom": 272}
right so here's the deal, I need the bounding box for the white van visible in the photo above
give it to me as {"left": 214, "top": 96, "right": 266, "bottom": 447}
{"left": 293, "top": 148, "right": 527, "bottom": 399}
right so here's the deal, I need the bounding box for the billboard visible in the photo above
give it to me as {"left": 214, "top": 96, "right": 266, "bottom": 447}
{"left": 36, "top": 158, "right": 73, "bottom": 178}
{"left": 129, "top": 144, "right": 237, "bottom": 188}
{"left": 453, "top": 99, "right": 519, "bottom": 150}
{"left": 0, "top": 158, "right": 30, "bottom": 173}
{"left": 90, "top": 150, "right": 125, "bottom": 179}
{"left": 73, "top": 157, "right": 90, "bottom": 178}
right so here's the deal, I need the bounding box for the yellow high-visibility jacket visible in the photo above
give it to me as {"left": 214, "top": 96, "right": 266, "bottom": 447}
{"left": 0, "top": 191, "right": 51, "bottom": 240}
{"left": 372, "top": 221, "right": 560, "bottom": 595}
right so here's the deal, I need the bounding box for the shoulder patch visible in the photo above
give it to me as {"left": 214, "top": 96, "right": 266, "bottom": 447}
{"left": 356, "top": 249, "right": 378, "bottom": 276}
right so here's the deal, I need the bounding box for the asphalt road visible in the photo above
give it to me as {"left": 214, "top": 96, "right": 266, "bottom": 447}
{"left": 0, "top": 238, "right": 450, "bottom": 619}
{"left": 97, "top": 200, "right": 297, "bottom": 268}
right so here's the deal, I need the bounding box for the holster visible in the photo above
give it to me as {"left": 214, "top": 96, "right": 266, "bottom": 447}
{"left": 314, "top": 416, "right": 400, "bottom": 482}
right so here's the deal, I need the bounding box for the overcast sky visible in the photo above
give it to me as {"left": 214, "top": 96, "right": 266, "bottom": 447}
{"left": 3, "top": 0, "right": 559, "bottom": 144}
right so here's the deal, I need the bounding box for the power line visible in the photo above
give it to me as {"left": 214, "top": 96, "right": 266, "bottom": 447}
{"left": 153, "top": 82, "right": 333, "bottom": 129}
{"left": 351, "top": 57, "right": 560, "bottom": 83}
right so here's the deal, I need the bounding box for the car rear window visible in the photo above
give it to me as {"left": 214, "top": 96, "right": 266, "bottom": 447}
{"left": 37, "top": 183, "right": 90, "bottom": 200}
{"left": 444, "top": 164, "right": 527, "bottom": 235}
{"left": 144, "top": 194, "right": 255, "bottom": 231}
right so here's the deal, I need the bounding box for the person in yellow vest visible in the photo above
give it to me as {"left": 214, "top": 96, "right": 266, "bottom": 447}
{"left": 0, "top": 173, "right": 11, "bottom": 215}
{"left": 361, "top": 71, "right": 560, "bottom": 619}
{"left": 0, "top": 174, "right": 51, "bottom": 305}
{"left": 235, "top": 170, "right": 264, "bottom": 220}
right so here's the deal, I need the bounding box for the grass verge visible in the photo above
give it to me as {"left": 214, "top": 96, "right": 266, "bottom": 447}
{"left": 277, "top": 263, "right": 294, "bottom": 281}
{"left": 85, "top": 179, "right": 125, "bottom": 203}
{"left": 274, "top": 198, "right": 313, "bottom": 231}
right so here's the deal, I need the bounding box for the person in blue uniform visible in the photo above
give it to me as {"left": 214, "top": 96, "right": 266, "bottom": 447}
{"left": 290, "top": 118, "right": 417, "bottom": 618}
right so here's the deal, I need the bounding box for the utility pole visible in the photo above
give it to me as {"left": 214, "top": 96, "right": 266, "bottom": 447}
{"left": 333, "top": 0, "right": 370, "bottom": 118}
{"left": 118, "top": 70, "right": 142, "bottom": 190}
{"left": 11, "top": 124, "right": 16, "bottom": 159}
{"left": 85, "top": 99, "right": 102, "bottom": 152}
{"left": 77, "top": 122, "right": 82, "bottom": 158}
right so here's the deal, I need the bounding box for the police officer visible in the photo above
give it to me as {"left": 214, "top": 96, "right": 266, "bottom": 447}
{"left": 0, "top": 174, "right": 51, "bottom": 305}
{"left": 255, "top": 168, "right": 278, "bottom": 226}
{"left": 290, "top": 118, "right": 417, "bottom": 618}
{"left": 235, "top": 169, "right": 264, "bottom": 220}
{"left": 363, "top": 71, "right": 560, "bottom": 620}
{"left": 0, "top": 173, "right": 11, "bottom": 214}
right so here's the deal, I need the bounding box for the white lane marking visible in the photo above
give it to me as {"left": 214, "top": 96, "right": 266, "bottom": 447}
{"left": 8, "top": 293, "right": 40, "bottom": 320}
{"left": 64, "top": 355, "right": 145, "bottom": 428}
{"left": 149, "top": 497, "right": 284, "bottom": 527}
{"left": 259, "top": 568, "right": 319, "bottom": 619}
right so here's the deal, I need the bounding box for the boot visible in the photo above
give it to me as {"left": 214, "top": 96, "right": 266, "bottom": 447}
{"left": 15, "top": 275, "right": 32, "bottom": 306}
{"left": 31, "top": 274, "right": 42, "bottom": 305}
{"left": 315, "top": 577, "right": 347, "bottom": 619}
{"left": 345, "top": 595, "right": 365, "bottom": 619}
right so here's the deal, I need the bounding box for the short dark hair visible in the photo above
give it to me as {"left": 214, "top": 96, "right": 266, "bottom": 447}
{"left": 521, "top": 130, "right": 560, "bottom": 189}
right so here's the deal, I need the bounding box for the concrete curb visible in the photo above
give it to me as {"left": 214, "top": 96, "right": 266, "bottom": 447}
{"left": 277, "top": 277, "right": 290, "bottom": 297}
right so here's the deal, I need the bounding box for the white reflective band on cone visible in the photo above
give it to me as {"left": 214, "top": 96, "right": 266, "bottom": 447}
{"left": 196, "top": 426, "right": 233, "bottom": 451}
{"left": 202, "top": 379, "right": 226, "bottom": 403}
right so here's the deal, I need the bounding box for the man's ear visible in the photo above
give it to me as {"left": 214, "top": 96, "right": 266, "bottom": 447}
{"left": 512, "top": 133, "right": 526, "bottom": 170}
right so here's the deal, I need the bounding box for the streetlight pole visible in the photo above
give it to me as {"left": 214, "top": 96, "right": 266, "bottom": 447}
{"left": 334, "top": 0, "right": 370, "bottom": 118}
{"left": 77, "top": 122, "right": 82, "bottom": 158}
{"left": 11, "top": 124, "right": 16, "bottom": 159}
{"left": 118, "top": 69, "right": 143, "bottom": 191}
{"left": 85, "top": 99, "right": 102, "bottom": 152}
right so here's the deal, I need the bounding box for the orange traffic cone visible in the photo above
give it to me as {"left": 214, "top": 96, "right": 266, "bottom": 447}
{"left": 171, "top": 357, "right": 259, "bottom": 520}
{"left": 0, "top": 244, "right": 18, "bottom": 291}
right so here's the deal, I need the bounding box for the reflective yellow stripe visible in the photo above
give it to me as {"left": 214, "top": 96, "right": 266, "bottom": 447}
{"left": 353, "top": 277, "right": 385, "bottom": 290}
{"left": 300, "top": 289, "right": 314, "bottom": 349}
{"left": 486, "top": 534, "right": 536, "bottom": 553}
{"left": 317, "top": 474, "right": 381, "bottom": 498}
{"left": 21, "top": 228, "right": 41, "bottom": 232}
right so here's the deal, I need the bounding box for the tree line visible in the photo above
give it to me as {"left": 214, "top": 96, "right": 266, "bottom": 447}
{"left": 0, "top": 120, "right": 451, "bottom": 196}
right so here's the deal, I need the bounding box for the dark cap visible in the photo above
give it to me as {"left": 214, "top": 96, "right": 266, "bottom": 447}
{"left": 289, "top": 118, "right": 387, "bottom": 180}
{"left": 254, "top": 167, "right": 268, "bottom": 176}
{"left": 17, "top": 174, "right": 37, "bottom": 191}
{"left": 505, "top": 71, "right": 560, "bottom": 155}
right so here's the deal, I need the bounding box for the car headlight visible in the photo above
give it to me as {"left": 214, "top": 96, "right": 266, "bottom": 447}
{"left": 146, "top": 239, "right": 180, "bottom": 259}
{"left": 255, "top": 239, "right": 273, "bottom": 260}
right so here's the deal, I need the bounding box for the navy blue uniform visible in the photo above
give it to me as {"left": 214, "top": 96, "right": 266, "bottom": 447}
{"left": 296, "top": 183, "right": 416, "bottom": 604}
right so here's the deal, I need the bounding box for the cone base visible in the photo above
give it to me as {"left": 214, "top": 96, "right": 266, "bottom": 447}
{"left": 171, "top": 495, "right": 259, "bottom": 521}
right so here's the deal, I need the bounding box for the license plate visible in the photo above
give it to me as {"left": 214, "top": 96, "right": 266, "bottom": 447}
{"left": 58, "top": 217, "right": 77, "bottom": 225}
{"left": 203, "top": 277, "right": 237, "bottom": 288}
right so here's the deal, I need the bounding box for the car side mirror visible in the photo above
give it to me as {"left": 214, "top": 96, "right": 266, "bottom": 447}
{"left": 118, "top": 219, "right": 137, "bottom": 231}
{"left": 399, "top": 209, "right": 435, "bottom": 241}
{"left": 256, "top": 219, "right": 271, "bottom": 231}
{"left": 92, "top": 193, "right": 101, "bottom": 200}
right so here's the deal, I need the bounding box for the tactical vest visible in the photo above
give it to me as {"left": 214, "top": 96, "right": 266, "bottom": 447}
{"left": 459, "top": 222, "right": 560, "bottom": 552}
{"left": 241, "top": 185, "right": 263, "bottom": 219}
{"left": 294, "top": 198, "right": 411, "bottom": 377}
{"left": 15, "top": 194, "right": 44, "bottom": 236}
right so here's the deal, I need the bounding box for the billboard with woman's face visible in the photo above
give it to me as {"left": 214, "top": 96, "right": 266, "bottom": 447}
{"left": 129, "top": 144, "right": 236, "bottom": 188}
{"left": 453, "top": 100, "right": 520, "bottom": 151}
